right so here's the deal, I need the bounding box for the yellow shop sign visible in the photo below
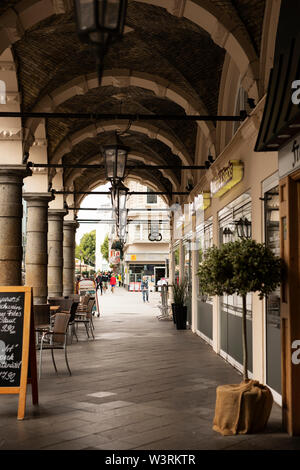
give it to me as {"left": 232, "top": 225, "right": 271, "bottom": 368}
{"left": 210, "top": 160, "right": 243, "bottom": 197}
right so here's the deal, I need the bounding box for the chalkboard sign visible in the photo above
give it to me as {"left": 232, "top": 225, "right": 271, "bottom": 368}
{"left": 0, "top": 291, "right": 25, "bottom": 387}
{"left": 0, "top": 286, "right": 38, "bottom": 420}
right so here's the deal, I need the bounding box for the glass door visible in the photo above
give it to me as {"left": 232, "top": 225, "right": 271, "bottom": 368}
{"left": 183, "top": 239, "right": 192, "bottom": 326}
{"left": 197, "top": 218, "right": 213, "bottom": 341}
{"left": 265, "top": 186, "right": 281, "bottom": 393}
{"left": 218, "top": 193, "right": 253, "bottom": 374}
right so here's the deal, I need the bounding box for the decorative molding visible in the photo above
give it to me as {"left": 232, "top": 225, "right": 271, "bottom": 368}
{"left": 31, "top": 167, "right": 48, "bottom": 175}
{"left": 52, "top": 0, "right": 73, "bottom": 14}
{"left": 167, "top": 0, "right": 186, "bottom": 17}
{"left": 0, "top": 61, "right": 16, "bottom": 72}
{"left": 32, "top": 138, "right": 48, "bottom": 147}
{"left": 0, "top": 128, "right": 22, "bottom": 139}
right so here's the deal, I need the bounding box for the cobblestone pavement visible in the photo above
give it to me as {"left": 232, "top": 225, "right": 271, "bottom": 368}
{"left": 0, "top": 287, "right": 299, "bottom": 450}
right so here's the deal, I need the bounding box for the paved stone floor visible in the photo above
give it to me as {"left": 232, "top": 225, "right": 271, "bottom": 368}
{"left": 0, "top": 287, "right": 299, "bottom": 451}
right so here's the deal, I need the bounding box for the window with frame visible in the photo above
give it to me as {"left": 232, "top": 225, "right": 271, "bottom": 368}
{"left": 218, "top": 193, "right": 252, "bottom": 320}
{"left": 147, "top": 188, "right": 157, "bottom": 204}
{"left": 197, "top": 217, "right": 213, "bottom": 302}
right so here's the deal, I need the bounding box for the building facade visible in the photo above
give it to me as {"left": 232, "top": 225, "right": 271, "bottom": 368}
{"left": 122, "top": 181, "right": 170, "bottom": 291}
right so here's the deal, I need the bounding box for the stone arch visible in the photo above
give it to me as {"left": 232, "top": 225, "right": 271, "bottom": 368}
{"left": 63, "top": 151, "right": 180, "bottom": 192}
{"left": 216, "top": 53, "right": 241, "bottom": 154}
{"left": 0, "top": 48, "right": 23, "bottom": 164}
{"left": 259, "top": 0, "right": 281, "bottom": 97}
{"left": 52, "top": 120, "right": 193, "bottom": 168}
{"left": 75, "top": 170, "right": 171, "bottom": 207}
{"left": 24, "top": 69, "right": 215, "bottom": 152}
{"left": 0, "top": 0, "right": 259, "bottom": 113}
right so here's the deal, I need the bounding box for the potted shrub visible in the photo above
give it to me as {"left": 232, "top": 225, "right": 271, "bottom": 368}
{"left": 172, "top": 278, "right": 188, "bottom": 329}
{"left": 197, "top": 238, "right": 283, "bottom": 435}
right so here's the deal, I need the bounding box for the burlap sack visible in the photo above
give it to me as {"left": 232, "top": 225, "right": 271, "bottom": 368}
{"left": 213, "top": 380, "right": 273, "bottom": 435}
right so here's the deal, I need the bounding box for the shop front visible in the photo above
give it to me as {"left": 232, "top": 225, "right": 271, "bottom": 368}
{"left": 196, "top": 217, "right": 213, "bottom": 344}
{"left": 262, "top": 174, "right": 281, "bottom": 401}
{"left": 189, "top": 111, "right": 278, "bottom": 397}
{"left": 218, "top": 192, "right": 253, "bottom": 375}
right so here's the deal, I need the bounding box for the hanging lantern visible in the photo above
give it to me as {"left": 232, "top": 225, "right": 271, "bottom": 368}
{"left": 74, "top": 0, "right": 128, "bottom": 81}
{"left": 109, "top": 181, "right": 129, "bottom": 227}
{"left": 103, "top": 132, "right": 129, "bottom": 182}
{"left": 74, "top": 0, "right": 128, "bottom": 46}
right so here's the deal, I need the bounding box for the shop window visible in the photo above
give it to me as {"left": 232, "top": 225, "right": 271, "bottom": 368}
{"left": 197, "top": 218, "right": 213, "bottom": 301}
{"left": 174, "top": 246, "right": 179, "bottom": 284}
{"left": 147, "top": 188, "right": 157, "bottom": 204}
{"left": 264, "top": 186, "right": 281, "bottom": 394}
{"left": 218, "top": 193, "right": 253, "bottom": 372}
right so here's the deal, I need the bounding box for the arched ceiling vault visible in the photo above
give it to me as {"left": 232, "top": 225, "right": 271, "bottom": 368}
{"left": 0, "top": 0, "right": 267, "bottom": 197}
{"left": 74, "top": 170, "right": 172, "bottom": 207}
{"left": 24, "top": 69, "right": 215, "bottom": 151}
{"left": 64, "top": 150, "right": 181, "bottom": 192}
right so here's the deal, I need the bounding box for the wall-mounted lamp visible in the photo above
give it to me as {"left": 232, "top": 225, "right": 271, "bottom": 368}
{"left": 234, "top": 217, "right": 252, "bottom": 239}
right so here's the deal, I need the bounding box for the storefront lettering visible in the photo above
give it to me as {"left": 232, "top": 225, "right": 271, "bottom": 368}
{"left": 291, "top": 340, "right": 300, "bottom": 365}
{"left": 291, "top": 80, "right": 300, "bottom": 105}
{"left": 210, "top": 160, "right": 243, "bottom": 197}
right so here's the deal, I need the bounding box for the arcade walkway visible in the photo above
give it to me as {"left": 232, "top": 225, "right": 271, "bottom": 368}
{"left": 0, "top": 288, "right": 298, "bottom": 450}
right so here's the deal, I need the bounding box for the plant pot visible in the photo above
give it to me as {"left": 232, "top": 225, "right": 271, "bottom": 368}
{"left": 171, "top": 303, "right": 176, "bottom": 324}
{"left": 213, "top": 380, "right": 273, "bottom": 435}
{"left": 173, "top": 304, "right": 187, "bottom": 330}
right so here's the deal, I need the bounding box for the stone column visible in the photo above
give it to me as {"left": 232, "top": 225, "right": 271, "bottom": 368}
{"left": 0, "top": 166, "right": 31, "bottom": 286}
{"left": 63, "top": 220, "right": 78, "bottom": 296}
{"left": 48, "top": 209, "right": 67, "bottom": 298}
{"left": 23, "top": 193, "right": 53, "bottom": 304}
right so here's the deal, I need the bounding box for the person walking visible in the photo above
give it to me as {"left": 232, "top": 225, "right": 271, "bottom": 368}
{"left": 96, "top": 272, "right": 103, "bottom": 295}
{"left": 110, "top": 273, "right": 117, "bottom": 293}
{"left": 141, "top": 276, "right": 149, "bottom": 303}
{"left": 102, "top": 272, "right": 108, "bottom": 292}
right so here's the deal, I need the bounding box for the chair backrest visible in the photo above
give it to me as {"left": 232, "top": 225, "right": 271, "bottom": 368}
{"left": 49, "top": 298, "right": 72, "bottom": 312}
{"left": 86, "top": 299, "right": 95, "bottom": 318}
{"left": 53, "top": 313, "right": 71, "bottom": 344}
{"left": 69, "top": 302, "right": 79, "bottom": 323}
{"left": 79, "top": 294, "right": 90, "bottom": 306}
{"left": 33, "top": 304, "right": 50, "bottom": 327}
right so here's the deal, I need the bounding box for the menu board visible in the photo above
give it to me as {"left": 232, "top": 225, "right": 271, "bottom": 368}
{"left": 0, "top": 292, "right": 25, "bottom": 387}
{"left": 0, "top": 286, "right": 38, "bottom": 420}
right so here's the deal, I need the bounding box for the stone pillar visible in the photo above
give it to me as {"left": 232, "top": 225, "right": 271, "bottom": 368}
{"left": 63, "top": 220, "right": 78, "bottom": 296}
{"left": 48, "top": 209, "right": 67, "bottom": 298}
{"left": 0, "top": 166, "right": 31, "bottom": 286}
{"left": 23, "top": 193, "right": 53, "bottom": 304}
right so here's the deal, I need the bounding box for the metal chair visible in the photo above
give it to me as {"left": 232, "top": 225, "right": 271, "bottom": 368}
{"left": 61, "top": 301, "right": 79, "bottom": 343}
{"left": 75, "top": 299, "right": 95, "bottom": 339}
{"left": 38, "top": 312, "right": 71, "bottom": 379}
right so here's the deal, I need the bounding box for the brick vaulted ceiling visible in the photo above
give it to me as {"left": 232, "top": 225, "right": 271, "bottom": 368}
{"left": 0, "top": 0, "right": 266, "bottom": 194}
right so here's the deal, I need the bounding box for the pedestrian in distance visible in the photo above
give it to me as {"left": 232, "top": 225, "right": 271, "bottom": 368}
{"left": 141, "top": 276, "right": 149, "bottom": 303}
{"left": 96, "top": 272, "right": 103, "bottom": 295}
{"left": 110, "top": 273, "right": 117, "bottom": 293}
{"left": 102, "top": 272, "right": 108, "bottom": 292}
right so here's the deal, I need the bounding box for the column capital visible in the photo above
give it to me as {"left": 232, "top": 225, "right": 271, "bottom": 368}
{"left": 63, "top": 219, "right": 79, "bottom": 230}
{"left": 0, "top": 165, "right": 32, "bottom": 180}
{"left": 23, "top": 192, "right": 54, "bottom": 206}
{"left": 48, "top": 208, "right": 68, "bottom": 220}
